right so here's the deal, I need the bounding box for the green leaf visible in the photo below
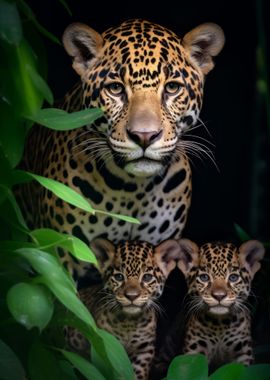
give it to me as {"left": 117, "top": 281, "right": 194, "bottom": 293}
{"left": 58, "top": 0, "right": 72, "bottom": 15}
{"left": 18, "top": 0, "right": 61, "bottom": 45}
{"left": 31, "top": 228, "right": 97, "bottom": 265}
{"left": 28, "top": 341, "right": 65, "bottom": 380}
{"left": 0, "top": 339, "right": 26, "bottom": 380}
{"left": 0, "top": 0, "right": 22, "bottom": 44}
{"left": 16, "top": 171, "right": 94, "bottom": 213}
{"left": 0, "top": 185, "right": 29, "bottom": 233}
{"left": 166, "top": 354, "right": 208, "bottom": 380}
{"left": 16, "top": 248, "right": 96, "bottom": 328}
{"left": 238, "top": 364, "right": 270, "bottom": 380}
{"left": 93, "top": 328, "right": 135, "bottom": 380}
{"left": 26, "top": 64, "right": 54, "bottom": 105}
{"left": 25, "top": 107, "right": 104, "bottom": 130}
{"left": 234, "top": 223, "right": 251, "bottom": 241}
{"left": 209, "top": 363, "right": 245, "bottom": 380}
{"left": 97, "top": 209, "right": 141, "bottom": 225}
{"left": 60, "top": 350, "right": 106, "bottom": 380}
{"left": 6, "top": 282, "right": 54, "bottom": 331}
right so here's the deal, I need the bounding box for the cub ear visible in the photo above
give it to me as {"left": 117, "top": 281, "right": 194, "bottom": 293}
{"left": 183, "top": 23, "right": 225, "bottom": 75}
{"left": 90, "top": 238, "right": 115, "bottom": 273}
{"left": 239, "top": 240, "right": 265, "bottom": 278}
{"left": 63, "top": 23, "right": 103, "bottom": 76}
{"left": 155, "top": 240, "right": 183, "bottom": 278}
{"left": 177, "top": 239, "right": 199, "bottom": 277}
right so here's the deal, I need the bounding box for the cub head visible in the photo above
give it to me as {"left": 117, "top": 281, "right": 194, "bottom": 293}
{"left": 63, "top": 19, "right": 224, "bottom": 177}
{"left": 177, "top": 239, "right": 265, "bottom": 315}
{"left": 90, "top": 238, "right": 181, "bottom": 315}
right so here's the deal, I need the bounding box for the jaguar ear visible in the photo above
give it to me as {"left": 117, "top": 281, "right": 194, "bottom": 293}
{"left": 155, "top": 240, "right": 183, "bottom": 278}
{"left": 183, "top": 23, "right": 225, "bottom": 75}
{"left": 63, "top": 23, "right": 103, "bottom": 76}
{"left": 239, "top": 240, "right": 265, "bottom": 279}
{"left": 177, "top": 239, "right": 199, "bottom": 277}
{"left": 90, "top": 238, "right": 115, "bottom": 273}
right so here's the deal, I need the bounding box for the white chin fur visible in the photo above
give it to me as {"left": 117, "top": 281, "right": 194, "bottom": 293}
{"left": 122, "top": 305, "right": 142, "bottom": 315}
{"left": 125, "top": 160, "right": 163, "bottom": 177}
{"left": 209, "top": 306, "right": 230, "bottom": 315}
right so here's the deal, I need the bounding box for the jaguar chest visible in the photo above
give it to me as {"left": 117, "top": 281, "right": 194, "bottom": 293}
{"left": 41, "top": 132, "right": 192, "bottom": 246}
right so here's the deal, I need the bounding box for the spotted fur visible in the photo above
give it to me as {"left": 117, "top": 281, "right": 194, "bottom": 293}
{"left": 66, "top": 238, "right": 181, "bottom": 380}
{"left": 19, "top": 19, "right": 224, "bottom": 280}
{"left": 153, "top": 239, "right": 265, "bottom": 375}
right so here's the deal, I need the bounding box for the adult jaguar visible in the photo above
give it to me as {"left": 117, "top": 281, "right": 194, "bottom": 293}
{"left": 19, "top": 19, "right": 225, "bottom": 279}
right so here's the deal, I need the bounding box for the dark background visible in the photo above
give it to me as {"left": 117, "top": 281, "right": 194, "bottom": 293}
{"left": 27, "top": 0, "right": 270, "bottom": 245}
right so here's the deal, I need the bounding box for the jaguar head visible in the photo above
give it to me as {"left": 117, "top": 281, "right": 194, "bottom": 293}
{"left": 63, "top": 19, "right": 224, "bottom": 177}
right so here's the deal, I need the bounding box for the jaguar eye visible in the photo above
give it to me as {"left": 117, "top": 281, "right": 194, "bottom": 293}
{"left": 106, "top": 82, "right": 125, "bottom": 96}
{"left": 199, "top": 273, "right": 210, "bottom": 282}
{"left": 228, "top": 273, "right": 240, "bottom": 282}
{"left": 113, "top": 273, "right": 124, "bottom": 281}
{"left": 164, "top": 82, "right": 182, "bottom": 95}
{"left": 142, "top": 273, "right": 153, "bottom": 282}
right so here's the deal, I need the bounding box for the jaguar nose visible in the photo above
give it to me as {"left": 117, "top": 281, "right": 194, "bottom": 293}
{"left": 211, "top": 288, "right": 227, "bottom": 302}
{"left": 127, "top": 129, "right": 163, "bottom": 149}
{"left": 124, "top": 285, "right": 141, "bottom": 302}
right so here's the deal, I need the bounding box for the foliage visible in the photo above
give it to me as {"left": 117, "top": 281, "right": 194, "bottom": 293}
{"left": 163, "top": 354, "right": 270, "bottom": 380}
{"left": 0, "top": 1, "right": 269, "bottom": 380}
{"left": 0, "top": 1, "right": 136, "bottom": 379}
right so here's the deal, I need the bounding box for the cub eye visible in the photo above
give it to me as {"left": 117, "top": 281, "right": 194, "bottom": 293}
{"left": 113, "top": 273, "right": 124, "bottom": 281}
{"left": 199, "top": 273, "right": 210, "bottom": 282}
{"left": 164, "top": 82, "right": 182, "bottom": 95}
{"left": 142, "top": 273, "right": 153, "bottom": 282}
{"left": 228, "top": 273, "right": 240, "bottom": 282}
{"left": 106, "top": 82, "right": 125, "bottom": 96}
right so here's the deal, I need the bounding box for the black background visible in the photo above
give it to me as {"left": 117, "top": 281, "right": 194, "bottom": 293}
{"left": 27, "top": 0, "right": 270, "bottom": 245}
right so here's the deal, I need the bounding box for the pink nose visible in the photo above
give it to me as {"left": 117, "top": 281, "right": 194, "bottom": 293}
{"left": 127, "top": 129, "right": 162, "bottom": 148}
{"left": 211, "top": 289, "right": 227, "bottom": 302}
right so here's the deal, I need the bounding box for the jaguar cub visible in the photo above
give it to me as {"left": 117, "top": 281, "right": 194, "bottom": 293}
{"left": 177, "top": 239, "right": 265, "bottom": 369}
{"left": 66, "top": 238, "right": 181, "bottom": 380}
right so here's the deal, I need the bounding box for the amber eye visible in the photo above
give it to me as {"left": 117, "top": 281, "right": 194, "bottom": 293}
{"left": 113, "top": 273, "right": 124, "bottom": 281}
{"left": 164, "top": 82, "right": 182, "bottom": 95}
{"left": 199, "top": 273, "right": 210, "bottom": 282}
{"left": 142, "top": 273, "right": 153, "bottom": 282}
{"left": 106, "top": 82, "right": 125, "bottom": 96}
{"left": 228, "top": 273, "right": 240, "bottom": 282}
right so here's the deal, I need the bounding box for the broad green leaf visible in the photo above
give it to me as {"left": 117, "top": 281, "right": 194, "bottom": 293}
{"left": 60, "top": 350, "right": 106, "bottom": 380}
{"left": 31, "top": 228, "right": 97, "bottom": 265}
{"left": 16, "top": 247, "right": 96, "bottom": 328}
{"left": 234, "top": 223, "right": 251, "bottom": 241}
{"left": 209, "top": 363, "right": 245, "bottom": 380}
{"left": 0, "top": 40, "right": 44, "bottom": 116}
{"left": 59, "top": 360, "right": 79, "bottom": 380}
{"left": 7, "top": 282, "right": 54, "bottom": 331}
{"left": 26, "top": 64, "right": 54, "bottom": 105}
{"left": 0, "top": 240, "right": 36, "bottom": 253}
{"left": 16, "top": 171, "right": 94, "bottom": 213}
{"left": 0, "top": 339, "right": 26, "bottom": 380}
{"left": 18, "top": 0, "right": 61, "bottom": 45}
{"left": 28, "top": 341, "right": 66, "bottom": 380}
{"left": 16, "top": 247, "right": 76, "bottom": 292}
{"left": 94, "top": 328, "right": 135, "bottom": 380}
{"left": 26, "top": 107, "right": 103, "bottom": 130}
{"left": 166, "top": 354, "right": 208, "bottom": 380}
{"left": 0, "top": 0, "right": 22, "bottom": 44}
{"left": 238, "top": 364, "right": 270, "bottom": 380}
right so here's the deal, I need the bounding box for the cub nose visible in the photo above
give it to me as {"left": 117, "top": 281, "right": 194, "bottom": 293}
{"left": 124, "top": 286, "right": 140, "bottom": 302}
{"left": 211, "top": 288, "right": 227, "bottom": 302}
{"left": 127, "top": 129, "right": 162, "bottom": 149}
